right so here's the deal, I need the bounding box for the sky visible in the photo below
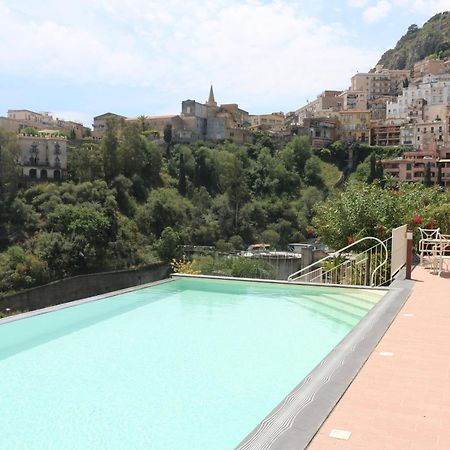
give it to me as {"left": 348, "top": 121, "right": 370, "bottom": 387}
{"left": 0, "top": 0, "right": 448, "bottom": 126}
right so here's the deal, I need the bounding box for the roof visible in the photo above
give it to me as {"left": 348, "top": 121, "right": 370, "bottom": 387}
{"left": 8, "top": 109, "right": 43, "bottom": 115}
{"left": 93, "top": 112, "right": 125, "bottom": 120}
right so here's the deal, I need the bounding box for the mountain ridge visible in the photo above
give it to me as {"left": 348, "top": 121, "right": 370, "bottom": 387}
{"left": 375, "top": 11, "right": 450, "bottom": 70}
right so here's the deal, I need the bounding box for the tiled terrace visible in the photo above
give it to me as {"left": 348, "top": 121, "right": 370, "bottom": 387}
{"left": 308, "top": 266, "right": 450, "bottom": 449}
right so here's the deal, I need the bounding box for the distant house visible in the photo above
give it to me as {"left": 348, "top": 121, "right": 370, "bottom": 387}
{"left": 92, "top": 112, "right": 126, "bottom": 137}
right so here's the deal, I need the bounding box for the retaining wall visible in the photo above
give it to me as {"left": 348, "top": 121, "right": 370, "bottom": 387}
{"left": 0, "top": 263, "right": 171, "bottom": 314}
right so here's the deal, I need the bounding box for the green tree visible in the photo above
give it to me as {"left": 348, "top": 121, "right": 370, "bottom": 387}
{"left": 437, "top": 164, "right": 443, "bottom": 186}
{"left": 68, "top": 144, "right": 104, "bottom": 182}
{"left": 118, "top": 123, "right": 148, "bottom": 178}
{"left": 375, "top": 160, "right": 384, "bottom": 181}
{"left": 101, "top": 118, "right": 120, "bottom": 183}
{"left": 287, "top": 135, "right": 312, "bottom": 175}
{"left": 163, "top": 123, "right": 173, "bottom": 159}
{"left": 0, "top": 130, "right": 20, "bottom": 200}
{"left": 304, "top": 155, "right": 325, "bottom": 189}
{"left": 367, "top": 153, "right": 376, "bottom": 183}
{"left": 156, "top": 227, "right": 180, "bottom": 260}
{"left": 136, "top": 188, "right": 193, "bottom": 236}
{"left": 178, "top": 152, "right": 187, "bottom": 195}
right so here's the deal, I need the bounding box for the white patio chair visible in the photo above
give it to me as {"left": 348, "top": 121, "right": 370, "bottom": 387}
{"left": 429, "top": 236, "right": 450, "bottom": 276}
{"left": 418, "top": 227, "right": 440, "bottom": 267}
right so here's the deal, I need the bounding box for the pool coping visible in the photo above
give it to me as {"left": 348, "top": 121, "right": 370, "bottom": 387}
{"left": 0, "top": 277, "right": 176, "bottom": 325}
{"left": 233, "top": 272, "right": 414, "bottom": 450}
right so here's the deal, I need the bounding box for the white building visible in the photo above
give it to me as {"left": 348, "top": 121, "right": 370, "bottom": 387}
{"left": 386, "top": 74, "right": 450, "bottom": 120}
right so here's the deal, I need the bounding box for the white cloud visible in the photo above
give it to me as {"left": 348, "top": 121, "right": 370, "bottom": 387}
{"left": 0, "top": 0, "right": 379, "bottom": 114}
{"left": 360, "top": 0, "right": 448, "bottom": 23}
{"left": 399, "top": 0, "right": 449, "bottom": 16}
{"left": 363, "top": 0, "right": 392, "bottom": 22}
{"left": 348, "top": 0, "right": 370, "bottom": 7}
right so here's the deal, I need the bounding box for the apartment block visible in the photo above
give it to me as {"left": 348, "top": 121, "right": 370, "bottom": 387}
{"left": 414, "top": 120, "right": 449, "bottom": 149}
{"left": 386, "top": 73, "right": 450, "bottom": 120}
{"left": 413, "top": 58, "right": 449, "bottom": 80}
{"left": 351, "top": 65, "right": 409, "bottom": 101}
{"left": 303, "top": 117, "right": 340, "bottom": 148}
{"left": 382, "top": 143, "right": 450, "bottom": 187}
{"left": 370, "top": 124, "right": 401, "bottom": 146}
{"left": 249, "top": 113, "right": 285, "bottom": 131}
{"left": 338, "top": 90, "right": 367, "bottom": 110}
{"left": 294, "top": 91, "right": 342, "bottom": 124}
{"left": 338, "top": 110, "right": 370, "bottom": 143}
{"left": 18, "top": 132, "right": 67, "bottom": 181}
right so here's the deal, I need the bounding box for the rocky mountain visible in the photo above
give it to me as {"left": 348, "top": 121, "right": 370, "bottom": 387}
{"left": 375, "top": 11, "right": 450, "bottom": 70}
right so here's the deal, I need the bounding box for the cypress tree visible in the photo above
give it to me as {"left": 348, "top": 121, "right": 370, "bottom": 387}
{"left": 437, "top": 164, "right": 443, "bottom": 186}
{"left": 367, "top": 153, "right": 376, "bottom": 183}
{"left": 375, "top": 160, "right": 384, "bottom": 180}
{"left": 423, "top": 162, "right": 432, "bottom": 187}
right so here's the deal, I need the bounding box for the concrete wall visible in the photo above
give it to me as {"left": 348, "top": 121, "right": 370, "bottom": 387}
{"left": 0, "top": 263, "right": 170, "bottom": 314}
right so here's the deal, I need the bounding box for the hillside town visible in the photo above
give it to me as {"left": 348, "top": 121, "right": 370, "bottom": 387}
{"left": 1, "top": 56, "right": 450, "bottom": 187}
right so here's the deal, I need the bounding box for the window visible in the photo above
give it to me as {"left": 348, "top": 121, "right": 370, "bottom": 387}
{"left": 406, "top": 173, "right": 411, "bottom": 180}
{"left": 407, "top": 163, "right": 412, "bottom": 170}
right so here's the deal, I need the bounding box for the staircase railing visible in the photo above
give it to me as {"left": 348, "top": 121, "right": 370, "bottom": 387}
{"left": 288, "top": 236, "right": 391, "bottom": 287}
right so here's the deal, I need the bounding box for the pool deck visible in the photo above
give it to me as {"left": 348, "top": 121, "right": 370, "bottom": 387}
{"left": 308, "top": 265, "right": 450, "bottom": 449}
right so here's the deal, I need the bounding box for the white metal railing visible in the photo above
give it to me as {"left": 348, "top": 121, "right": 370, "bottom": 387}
{"left": 288, "top": 236, "right": 392, "bottom": 287}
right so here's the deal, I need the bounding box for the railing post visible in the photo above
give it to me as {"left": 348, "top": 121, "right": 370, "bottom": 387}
{"left": 406, "top": 230, "right": 413, "bottom": 280}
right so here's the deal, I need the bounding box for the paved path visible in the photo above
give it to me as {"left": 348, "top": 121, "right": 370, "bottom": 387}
{"left": 308, "top": 266, "right": 450, "bottom": 449}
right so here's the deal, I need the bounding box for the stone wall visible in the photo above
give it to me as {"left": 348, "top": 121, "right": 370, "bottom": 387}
{"left": 0, "top": 263, "right": 171, "bottom": 314}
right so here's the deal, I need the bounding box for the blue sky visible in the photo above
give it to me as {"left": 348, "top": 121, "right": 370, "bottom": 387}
{"left": 0, "top": 0, "right": 448, "bottom": 126}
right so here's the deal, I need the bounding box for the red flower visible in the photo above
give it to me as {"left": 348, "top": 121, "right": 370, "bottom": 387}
{"left": 413, "top": 215, "right": 423, "bottom": 225}
{"left": 347, "top": 236, "right": 355, "bottom": 245}
{"left": 426, "top": 221, "right": 436, "bottom": 229}
{"left": 375, "top": 224, "right": 385, "bottom": 234}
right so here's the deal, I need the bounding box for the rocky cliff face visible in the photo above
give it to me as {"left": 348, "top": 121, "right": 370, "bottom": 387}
{"left": 375, "top": 11, "right": 450, "bottom": 70}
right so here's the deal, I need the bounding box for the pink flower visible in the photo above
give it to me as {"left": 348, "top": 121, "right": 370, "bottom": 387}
{"left": 347, "top": 236, "right": 355, "bottom": 245}
{"left": 413, "top": 215, "right": 423, "bottom": 225}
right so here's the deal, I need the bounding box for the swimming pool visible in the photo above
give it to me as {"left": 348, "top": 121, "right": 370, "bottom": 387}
{"left": 0, "top": 277, "right": 384, "bottom": 449}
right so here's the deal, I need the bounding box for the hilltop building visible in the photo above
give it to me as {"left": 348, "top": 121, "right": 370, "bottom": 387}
{"left": 1, "top": 109, "right": 87, "bottom": 139}
{"left": 381, "top": 137, "right": 450, "bottom": 187}
{"left": 350, "top": 65, "right": 409, "bottom": 100}
{"left": 126, "top": 86, "right": 252, "bottom": 145}
{"left": 18, "top": 131, "right": 67, "bottom": 181}
{"left": 92, "top": 112, "right": 126, "bottom": 138}
{"left": 248, "top": 113, "right": 285, "bottom": 132}
{"left": 293, "top": 91, "right": 342, "bottom": 124}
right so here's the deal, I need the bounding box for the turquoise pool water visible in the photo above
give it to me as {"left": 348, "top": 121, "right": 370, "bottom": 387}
{"left": 0, "top": 277, "right": 383, "bottom": 450}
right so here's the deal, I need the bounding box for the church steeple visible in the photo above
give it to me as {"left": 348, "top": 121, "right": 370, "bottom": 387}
{"left": 206, "top": 85, "right": 217, "bottom": 107}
